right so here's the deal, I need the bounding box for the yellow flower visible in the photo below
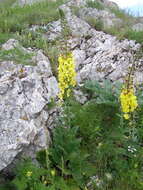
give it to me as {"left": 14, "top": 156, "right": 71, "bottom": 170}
{"left": 43, "top": 180, "right": 48, "bottom": 185}
{"left": 26, "top": 171, "right": 32, "bottom": 177}
{"left": 58, "top": 52, "right": 76, "bottom": 100}
{"left": 51, "top": 169, "right": 56, "bottom": 176}
{"left": 120, "top": 87, "right": 138, "bottom": 119}
{"left": 124, "top": 113, "right": 130, "bottom": 120}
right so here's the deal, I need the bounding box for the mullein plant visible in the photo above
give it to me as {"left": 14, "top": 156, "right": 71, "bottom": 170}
{"left": 120, "top": 86, "right": 138, "bottom": 119}
{"left": 120, "top": 52, "right": 140, "bottom": 120}
{"left": 58, "top": 52, "right": 76, "bottom": 100}
{"left": 58, "top": 9, "right": 76, "bottom": 101}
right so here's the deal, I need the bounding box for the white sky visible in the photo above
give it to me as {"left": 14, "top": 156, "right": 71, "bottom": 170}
{"left": 110, "top": 0, "right": 143, "bottom": 8}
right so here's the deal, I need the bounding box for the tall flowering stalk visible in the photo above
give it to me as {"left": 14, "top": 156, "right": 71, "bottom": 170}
{"left": 120, "top": 52, "right": 139, "bottom": 120}
{"left": 120, "top": 87, "right": 138, "bottom": 119}
{"left": 58, "top": 52, "right": 76, "bottom": 100}
{"left": 57, "top": 9, "right": 77, "bottom": 100}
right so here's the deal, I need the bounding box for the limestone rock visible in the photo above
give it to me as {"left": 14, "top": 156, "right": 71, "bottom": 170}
{"left": 0, "top": 44, "right": 59, "bottom": 171}
{"left": 132, "top": 23, "right": 143, "bottom": 32}
{"left": 14, "top": 0, "right": 44, "bottom": 6}
{"left": 74, "top": 89, "right": 87, "bottom": 104}
{"left": 44, "top": 21, "right": 62, "bottom": 41}
{"left": 2, "top": 38, "right": 32, "bottom": 54}
{"left": 78, "top": 7, "right": 122, "bottom": 29}
{"left": 74, "top": 32, "right": 142, "bottom": 84}
{"left": 103, "top": 0, "right": 118, "bottom": 9}
{"left": 2, "top": 39, "right": 19, "bottom": 51}
{"left": 45, "top": 1, "right": 143, "bottom": 86}
{"left": 60, "top": 4, "right": 91, "bottom": 37}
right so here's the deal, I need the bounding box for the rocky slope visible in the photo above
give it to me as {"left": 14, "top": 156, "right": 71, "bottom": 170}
{"left": 0, "top": 39, "right": 59, "bottom": 171}
{"left": 0, "top": 0, "right": 143, "bottom": 172}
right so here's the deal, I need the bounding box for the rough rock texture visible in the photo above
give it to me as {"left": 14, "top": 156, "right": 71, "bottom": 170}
{"left": 102, "top": 0, "right": 118, "bottom": 9}
{"left": 2, "top": 39, "right": 19, "bottom": 51}
{"left": 44, "top": 21, "right": 62, "bottom": 41}
{"left": 132, "top": 23, "right": 143, "bottom": 32}
{"left": 0, "top": 48, "right": 59, "bottom": 171}
{"left": 66, "top": 0, "right": 121, "bottom": 29}
{"left": 78, "top": 7, "right": 122, "bottom": 29}
{"left": 75, "top": 36, "right": 142, "bottom": 83}
{"left": 14, "top": 0, "right": 44, "bottom": 6}
{"left": 68, "top": 0, "right": 118, "bottom": 9}
{"left": 30, "top": 0, "right": 143, "bottom": 90}
{"left": 2, "top": 38, "right": 32, "bottom": 54}
{"left": 59, "top": 2, "right": 143, "bottom": 84}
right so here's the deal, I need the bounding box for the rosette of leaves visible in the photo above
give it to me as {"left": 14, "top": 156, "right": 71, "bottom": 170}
{"left": 83, "top": 79, "right": 122, "bottom": 106}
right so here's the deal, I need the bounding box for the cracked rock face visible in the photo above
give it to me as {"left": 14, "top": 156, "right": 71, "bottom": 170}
{"left": 14, "top": 0, "right": 44, "bottom": 6}
{"left": 0, "top": 50, "right": 59, "bottom": 171}
{"left": 78, "top": 7, "right": 122, "bottom": 29}
{"left": 132, "top": 23, "right": 143, "bottom": 32}
{"left": 75, "top": 35, "right": 142, "bottom": 84}
{"left": 57, "top": 3, "right": 143, "bottom": 84}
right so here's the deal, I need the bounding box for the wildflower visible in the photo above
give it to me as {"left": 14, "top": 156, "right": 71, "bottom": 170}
{"left": 43, "top": 180, "right": 48, "bottom": 185}
{"left": 58, "top": 52, "right": 76, "bottom": 100}
{"left": 127, "top": 145, "right": 137, "bottom": 153}
{"left": 98, "top": 142, "right": 103, "bottom": 148}
{"left": 105, "top": 173, "right": 112, "bottom": 180}
{"left": 26, "top": 171, "right": 32, "bottom": 177}
{"left": 120, "top": 87, "right": 138, "bottom": 119}
{"left": 89, "top": 176, "right": 103, "bottom": 187}
{"left": 51, "top": 169, "right": 56, "bottom": 176}
{"left": 124, "top": 113, "right": 130, "bottom": 120}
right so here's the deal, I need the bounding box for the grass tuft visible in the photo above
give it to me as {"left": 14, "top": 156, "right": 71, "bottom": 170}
{"left": 0, "top": 0, "right": 66, "bottom": 44}
{"left": 86, "top": 0, "right": 104, "bottom": 10}
{"left": 0, "top": 48, "right": 34, "bottom": 65}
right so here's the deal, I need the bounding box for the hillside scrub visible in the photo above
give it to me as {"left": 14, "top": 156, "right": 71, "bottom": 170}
{"left": 87, "top": 0, "right": 104, "bottom": 10}
{"left": 1, "top": 78, "right": 143, "bottom": 189}
{"left": 81, "top": 1, "right": 143, "bottom": 44}
{"left": 1, "top": 44, "right": 143, "bottom": 189}
{"left": 0, "top": 47, "right": 34, "bottom": 65}
{"left": 1, "top": 0, "right": 143, "bottom": 189}
{"left": 0, "top": 0, "right": 66, "bottom": 44}
{"left": 1, "top": 0, "right": 143, "bottom": 46}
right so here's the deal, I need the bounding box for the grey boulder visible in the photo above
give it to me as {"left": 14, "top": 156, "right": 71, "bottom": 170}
{"left": 0, "top": 47, "right": 59, "bottom": 171}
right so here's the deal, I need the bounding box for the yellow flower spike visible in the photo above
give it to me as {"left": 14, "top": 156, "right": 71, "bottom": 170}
{"left": 58, "top": 52, "right": 76, "bottom": 100}
{"left": 120, "top": 87, "right": 138, "bottom": 120}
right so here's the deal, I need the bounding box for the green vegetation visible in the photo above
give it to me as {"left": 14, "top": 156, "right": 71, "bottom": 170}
{"left": 104, "top": 27, "right": 143, "bottom": 44}
{"left": 0, "top": 0, "right": 69, "bottom": 74}
{"left": 0, "top": 0, "right": 17, "bottom": 8}
{"left": 83, "top": 1, "right": 143, "bottom": 44}
{"left": 104, "top": 8, "right": 143, "bottom": 42}
{"left": 0, "top": 48, "right": 34, "bottom": 65}
{"left": 1, "top": 79, "right": 143, "bottom": 189}
{"left": 0, "top": 0, "right": 65, "bottom": 44}
{"left": 110, "top": 7, "right": 134, "bottom": 22}
{"left": 0, "top": 33, "right": 14, "bottom": 45}
{"left": 87, "top": 0, "right": 104, "bottom": 10}
{"left": 0, "top": 0, "right": 65, "bottom": 33}
{"left": 85, "top": 17, "right": 104, "bottom": 31}
{"left": 124, "top": 30, "right": 143, "bottom": 44}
